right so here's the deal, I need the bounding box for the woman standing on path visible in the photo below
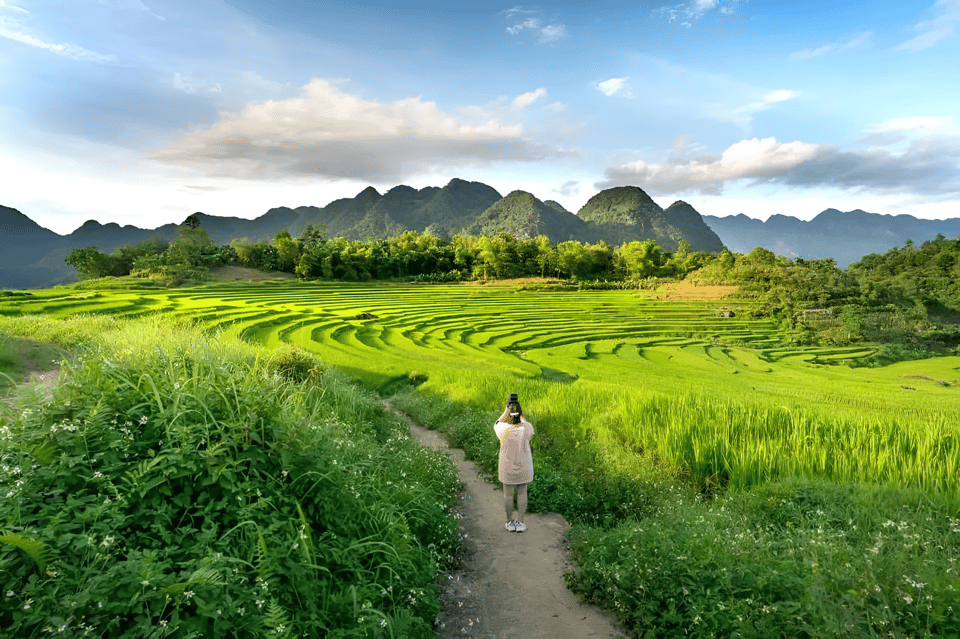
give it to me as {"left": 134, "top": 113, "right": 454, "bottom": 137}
{"left": 495, "top": 392, "right": 534, "bottom": 533}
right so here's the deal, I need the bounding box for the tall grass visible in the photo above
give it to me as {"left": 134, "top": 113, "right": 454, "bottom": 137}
{"left": 0, "top": 316, "right": 461, "bottom": 638}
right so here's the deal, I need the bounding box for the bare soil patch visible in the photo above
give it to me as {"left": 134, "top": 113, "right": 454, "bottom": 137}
{"left": 207, "top": 266, "right": 297, "bottom": 282}
{"left": 655, "top": 281, "right": 739, "bottom": 301}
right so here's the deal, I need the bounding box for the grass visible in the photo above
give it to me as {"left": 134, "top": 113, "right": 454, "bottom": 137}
{"left": 0, "top": 334, "right": 66, "bottom": 391}
{"left": 0, "top": 316, "right": 461, "bottom": 638}
{"left": 3, "top": 280, "right": 960, "bottom": 637}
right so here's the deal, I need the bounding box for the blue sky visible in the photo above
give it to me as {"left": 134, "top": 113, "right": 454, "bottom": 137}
{"left": 2, "top": 0, "right": 959, "bottom": 234}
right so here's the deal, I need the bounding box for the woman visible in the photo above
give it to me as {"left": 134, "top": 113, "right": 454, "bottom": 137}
{"left": 494, "top": 392, "right": 534, "bottom": 532}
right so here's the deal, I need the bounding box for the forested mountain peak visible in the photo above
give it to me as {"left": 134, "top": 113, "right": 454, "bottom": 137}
{"left": 356, "top": 186, "right": 382, "bottom": 204}
{"left": 577, "top": 186, "right": 663, "bottom": 225}
{"left": 465, "top": 189, "right": 584, "bottom": 242}
{"left": 544, "top": 200, "right": 569, "bottom": 214}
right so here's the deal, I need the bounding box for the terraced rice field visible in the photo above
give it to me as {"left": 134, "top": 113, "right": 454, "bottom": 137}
{"left": 5, "top": 281, "right": 956, "bottom": 411}
{"left": 5, "top": 281, "right": 960, "bottom": 506}
{"left": 3, "top": 282, "right": 783, "bottom": 383}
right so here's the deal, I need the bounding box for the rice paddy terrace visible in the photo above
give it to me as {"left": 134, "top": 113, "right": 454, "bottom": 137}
{"left": 5, "top": 280, "right": 960, "bottom": 507}
{"left": 5, "top": 281, "right": 956, "bottom": 416}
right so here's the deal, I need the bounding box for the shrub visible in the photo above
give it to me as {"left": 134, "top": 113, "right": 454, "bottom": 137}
{"left": 0, "top": 320, "right": 461, "bottom": 638}
{"left": 565, "top": 479, "right": 960, "bottom": 638}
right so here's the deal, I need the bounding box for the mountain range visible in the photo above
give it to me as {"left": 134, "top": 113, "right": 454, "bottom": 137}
{"left": 1, "top": 178, "right": 958, "bottom": 289}
{"left": 703, "top": 210, "right": 960, "bottom": 268}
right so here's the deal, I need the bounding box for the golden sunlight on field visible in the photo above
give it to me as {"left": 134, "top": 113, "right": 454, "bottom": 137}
{"left": 653, "top": 281, "right": 739, "bottom": 301}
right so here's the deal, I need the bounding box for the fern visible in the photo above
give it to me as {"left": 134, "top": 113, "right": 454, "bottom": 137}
{"left": 263, "top": 599, "right": 293, "bottom": 638}
{"left": 0, "top": 531, "right": 50, "bottom": 572}
{"left": 122, "top": 454, "right": 166, "bottom": 497}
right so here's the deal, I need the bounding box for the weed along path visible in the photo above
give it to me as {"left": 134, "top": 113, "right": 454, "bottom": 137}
{"left": 385, "top": 402, "right": 627, "bottom": 639}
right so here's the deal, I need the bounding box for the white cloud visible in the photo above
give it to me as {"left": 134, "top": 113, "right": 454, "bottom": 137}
{"left": 715, "top": 89, "right": 799, "bottom": 128}
{"left": 539, "top": 24, "right": 567, "bottom": 42}
{"left": 659, "top": 0, "right": 738, "bottom": 26}
{"left": 599, "top": 132, "right": 960, "bottom": 197}
{"left": 791, "top": 32, "right": 872, "bottom": 59}
{"left": 597, "top": 77, "right": 631, "bottom": 97}
{"left": 0, "top": 1, "right": 28, "bottom": 14}
{"left": 130, "top": 0, "right": 166, "bottom": 21}
{"left": 553, "top": 180, "right": 580, "bottom": 197}
{"left": 859, "top": 116, "right": 955, "bottom": 147}
{"left": 869, "top": 116, "right": 949, "bottom": 132}
{"left": 511, "top": 87, "right": 547, "bottom": 110}
{"left": 504, "top": 7, "right": 567, "bottom": 43}
{"left": 601, "top": 137, "right": 824, "bottom": 194}
{"left": 896, "top": 0, "right": 960, "bottom": 50}
{"left": 149, "top": 79, "right": 556, "bottom": 183}
{"left": 172, "top": 73, "right": 223, "bottom": 95}
{"left": 0, "top": 4, "right": 117, "bottom": 63}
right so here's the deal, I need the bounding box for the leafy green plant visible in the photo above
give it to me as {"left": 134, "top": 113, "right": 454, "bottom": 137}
{"left": 0, "top": 318, "right": 460, "bottom": 637}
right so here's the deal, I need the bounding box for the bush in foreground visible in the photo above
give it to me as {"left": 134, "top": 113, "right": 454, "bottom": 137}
{"left": 566, "top": 479, "right": 960, "bottom": 638}
{"left": 0, "top": 319, "right": 460, "bottom": 638}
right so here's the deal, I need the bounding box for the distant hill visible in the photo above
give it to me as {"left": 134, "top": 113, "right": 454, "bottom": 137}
{"left": 11, "top": 179, "right": 955, "bottom": 289}
{"left": 2, "top": 179, "right": 732, "bottom": 289}
{"left": 576, "top": 187, "right": 725, "bottom": 252}
{"left": 704, "top": 209, "right": 960, "bottom": 267}
{"left": 465, "top": 190, "right": 586, "bottom": 242}
{"left": 277, "top": 178, "right": 504, "bottom": 240}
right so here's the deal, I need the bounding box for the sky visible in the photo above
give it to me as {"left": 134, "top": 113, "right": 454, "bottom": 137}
{"left": 1, "top": 0, "right": 960, "bottom": 234}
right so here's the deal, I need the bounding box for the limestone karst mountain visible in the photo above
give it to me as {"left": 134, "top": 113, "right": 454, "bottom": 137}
{"left": 575, "top": 187, "right": 725, "bottom": 252}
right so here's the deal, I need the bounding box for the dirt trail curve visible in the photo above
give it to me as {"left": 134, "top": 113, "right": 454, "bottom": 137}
{"left": 385, "top": 401, "right": 627, "bottom": 639}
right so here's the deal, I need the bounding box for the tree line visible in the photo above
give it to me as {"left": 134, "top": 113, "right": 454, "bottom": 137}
{"left": 66, "top": 218, "right": 960, "bottom": 350}
{"left": 65, "top": 216, "right": 707, "bottom": 285}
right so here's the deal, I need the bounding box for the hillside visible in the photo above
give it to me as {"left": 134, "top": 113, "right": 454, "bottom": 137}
{"left": 6, "top": 178, "right": 958, "bottom": 288}
{"left": 1, "top": 179, "right": 728, "bottom": 289}
{"left": 465, "top": 190, "right": 586, "bottom": 242}
{"left": 576, "top": 187, "right": 725, "bottom": 252}
{"left": 705, "top": 209, "right": 960, "bottom": 267}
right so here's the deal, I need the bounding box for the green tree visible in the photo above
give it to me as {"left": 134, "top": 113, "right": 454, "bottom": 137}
{"left": 616, "top": 240, "right": 663, "bottom": 279}
{"left": 534, "top": 235, "right": 558, "bottom": 277}
{"left": 65, "top": 246, "right": 117, "bottom": 280}
{"left": 273, "top": 230, "right": 301, "bottom": 273}
{"left": 182, "top": 213, "right": 202, "bottom": 229}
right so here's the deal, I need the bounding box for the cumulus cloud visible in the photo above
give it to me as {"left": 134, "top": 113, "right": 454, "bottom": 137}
{"left": 597, "top": 77, "right": 631, "bottom": 97}
{"left": 598, "top": 134, "right": 960, "bottom": 196}
{"left": 896, "top": 0, "right": 960, "bottom": 50}
{"left": 504, "top": 6, "right": 567, "bottom": 42}
{"left": 791, "top": 32, "right": 872, "bottom": 59}
{"left": 149, "top": 79, "right": 556, "bottom": 183}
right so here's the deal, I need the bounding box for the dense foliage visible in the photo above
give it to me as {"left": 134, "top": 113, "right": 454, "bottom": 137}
{"left": 0, "top": 317, "right": 461, "bottom": 638}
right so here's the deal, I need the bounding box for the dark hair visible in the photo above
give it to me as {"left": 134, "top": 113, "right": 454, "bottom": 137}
{"left": 499, "top": 400, "right": 523, "bottom": 425}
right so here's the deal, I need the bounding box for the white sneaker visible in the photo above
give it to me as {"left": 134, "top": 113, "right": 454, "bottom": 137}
{"left": 505, "top": 520, "right": 517, "bottom": 532}
{"left": 515, "top": 521, "right": 526, "bottom": 533}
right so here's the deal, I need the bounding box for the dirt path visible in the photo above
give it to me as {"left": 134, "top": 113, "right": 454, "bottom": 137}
{"left": 386, "top": 402, "right": 627, "bottom": 639}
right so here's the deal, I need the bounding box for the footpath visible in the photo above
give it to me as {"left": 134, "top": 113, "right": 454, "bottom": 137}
{"left": 386, "top": 403, "right": 627, "bottom": 639}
